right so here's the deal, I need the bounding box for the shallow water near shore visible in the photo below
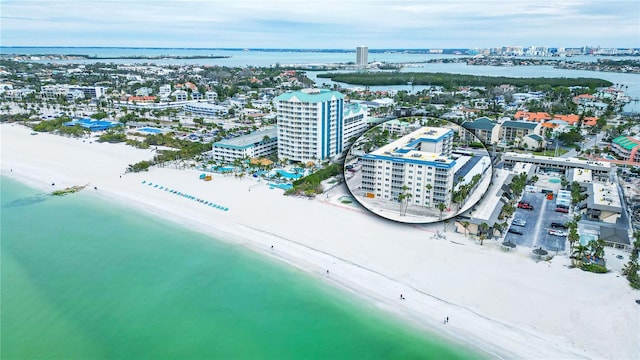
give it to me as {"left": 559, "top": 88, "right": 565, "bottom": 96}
{"left": 1, "top": 177, "right": 483, "bottom": 359}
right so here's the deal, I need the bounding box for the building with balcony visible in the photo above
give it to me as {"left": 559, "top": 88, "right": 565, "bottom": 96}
{"left": 360, "top": 127, "right": 455, "bottom": 208}
{"left": 208, "top": 127, "right": 277, "bottom": 163}
{"left": 499, "top": 120, "right": 542, "bottom": 144}
{"left": 460, "top": 116, "right": 500, "bottom": 145}
{"left": 275, "top": 89, "right": 346, "bottom": 162}
{"left": 183, "top": 102, "right": 228, "bottom": 117}
{"left": 611, "top": 135, "right": 640, "bottom": 163}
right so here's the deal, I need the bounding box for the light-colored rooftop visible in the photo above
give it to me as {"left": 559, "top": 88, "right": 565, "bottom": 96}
{"left": 213, "top": 127, "right": 277, "bottom": 150}
{"left": 370, "top": 126, "right": 454, "bottom": 165}
{"left": 276, "top": 88, "right": 344, "bottom": 103}
{"left": 590, "top": 182, "right": 622, "bottom": 210}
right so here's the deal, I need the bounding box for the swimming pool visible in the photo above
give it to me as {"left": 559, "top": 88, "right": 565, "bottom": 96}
{"left": 137, "top": 127, "right": 163, "bottom": 134}
{"left": 580, "top": 233, "right": 598, "bottom": 245}
{"left": 275, "top": 170, "right": 303, "bottom": 179}
{"left": 269, "top": 183, "right": 293, "bottom": 190}
{"left": 548, "top": 178, "right": 562, "bottom": 184}
{"left": 213, "top": 166, "right": 235, "bottom": 173}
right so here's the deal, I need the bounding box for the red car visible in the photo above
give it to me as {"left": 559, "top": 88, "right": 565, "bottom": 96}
{"left": 555, "top": 207, "right": 569, "bottom": 213}
{"left": 517, "top": 202, "right": 534, "bottom": 210}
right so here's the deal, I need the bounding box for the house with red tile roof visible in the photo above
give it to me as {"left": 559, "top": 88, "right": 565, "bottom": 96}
{"left": 128, "top": 96, "right": 157, "bottom": 103}
{"left": 513, "top": 111, "right": 552, "bottom": 122}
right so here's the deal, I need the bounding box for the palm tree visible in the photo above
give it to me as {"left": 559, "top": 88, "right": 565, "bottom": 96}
{"left": 478, "top": 222, "right": 490, "bottom": 245}
{"left": 437, "top": 202, "right": 447, "bottom": 221}
{"left": 398, "top": 185, "right": 412, "bottom": 216}
{"left": 589, "top": 239, "right": 606, "bottom": 259}
{"left": 567, "top": 227, "right": 579, "bottom": 253}
{"left": 572, "top": 244, "right": 589, "bottom": 266}
{"left": 461, "top": 221, "right": 470, "bottom": 238}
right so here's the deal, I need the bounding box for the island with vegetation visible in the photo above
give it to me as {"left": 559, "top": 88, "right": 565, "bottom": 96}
{"left": 51, "top": 184, "right": 88, "bottom": 196}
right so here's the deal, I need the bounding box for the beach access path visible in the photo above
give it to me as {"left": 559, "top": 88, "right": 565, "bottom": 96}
{"left": 2, "top": 123, "right": 638, "bottom": 359}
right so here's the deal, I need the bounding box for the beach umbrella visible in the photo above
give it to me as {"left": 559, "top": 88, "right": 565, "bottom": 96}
{"left": 532, "top": 247, "right": 548, "bottom": 259}
{"left": 501, "top": 240, "right": 516, "bottom": 250}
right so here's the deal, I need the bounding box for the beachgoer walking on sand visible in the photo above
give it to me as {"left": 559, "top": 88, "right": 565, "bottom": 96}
{"left": 446, "top": 316, "right": 449, "bottom": 323}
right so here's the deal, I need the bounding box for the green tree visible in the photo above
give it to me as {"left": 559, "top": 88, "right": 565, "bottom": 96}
{"left": 437, "top": 202, "right": 447, "bottom": 221}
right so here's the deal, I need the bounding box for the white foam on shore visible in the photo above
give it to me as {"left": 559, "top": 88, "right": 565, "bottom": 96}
{"left": 2, "top": 123, "right": 638, "bottom": 359}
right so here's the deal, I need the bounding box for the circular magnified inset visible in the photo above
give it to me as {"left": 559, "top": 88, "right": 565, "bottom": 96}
{"left": 343, "top": 118, "right": 492, "bottom": 224}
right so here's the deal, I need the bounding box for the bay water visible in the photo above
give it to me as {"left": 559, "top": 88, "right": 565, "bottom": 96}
{"left": 1, "top": 177, "right": 483, "bottom": 359}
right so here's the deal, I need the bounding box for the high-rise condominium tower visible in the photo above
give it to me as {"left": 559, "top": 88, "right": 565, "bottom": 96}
{"left": 356, "top": 46, "right": 368, "bottom": 67}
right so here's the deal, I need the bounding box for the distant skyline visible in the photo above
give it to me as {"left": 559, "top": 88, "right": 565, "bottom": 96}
{"left": 1, "top": 0, "right": 639, "bottom": 49}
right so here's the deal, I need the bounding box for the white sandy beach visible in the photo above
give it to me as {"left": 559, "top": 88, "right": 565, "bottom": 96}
{"left": 2, "top": 123, "right": 638, "bottom": 359}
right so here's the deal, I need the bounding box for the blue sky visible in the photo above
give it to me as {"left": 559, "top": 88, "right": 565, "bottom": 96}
{"left": 1, "top": 0, "right": 639, "bottom": 48}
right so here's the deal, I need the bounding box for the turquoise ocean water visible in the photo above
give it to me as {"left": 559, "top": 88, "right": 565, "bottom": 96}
{"left": 1, "top": 177, "right": 483, "bottom": 359}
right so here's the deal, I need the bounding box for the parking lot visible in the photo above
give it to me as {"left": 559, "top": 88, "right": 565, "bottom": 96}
{"left": 505, "top": 191, "right": 573, "bottom": 252}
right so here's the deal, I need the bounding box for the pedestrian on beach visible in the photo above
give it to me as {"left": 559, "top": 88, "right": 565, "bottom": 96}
{"left": 446, "top": 316, "right": 449, "bottom": 323}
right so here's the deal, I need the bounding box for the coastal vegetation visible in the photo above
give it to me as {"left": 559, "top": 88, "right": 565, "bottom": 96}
{"left": 622, "top": 232, "right": 640, "bottom": 289}
{"left": 127, "top": 160, "right": 152, "bottom": 173}
{"left": 51, "top": 184, "right": 88, "bottom": 196}
{"left": 32, "top": 117, "right": 91, "bottom": 137}
{"left": 317, "top": 72, "right": 613, "bottom": 89}
{"left": 285, "top": 163, "right": 341, "bottom": 196}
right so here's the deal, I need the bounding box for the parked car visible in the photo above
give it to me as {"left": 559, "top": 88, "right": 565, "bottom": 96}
{"left": 551, "top": 222, "right": 568, "bottom": 229}
{"left": 508, "top": 228, "right": 523, "bottom": 235}
{"left": 512, "top": 218, "right": 527, "bottom": 227}
{"left": 555, "top": 207, "right": 569, "bottom": 213}
{"left": 549, "top": 229, "right": 568, "bottom": 237}
{"left": 517, "top": 202, "right": 534, "bottom": 210}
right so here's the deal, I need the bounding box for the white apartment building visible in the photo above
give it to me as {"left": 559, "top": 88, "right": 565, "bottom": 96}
{"left": 342, "top": 102, "right": 369, "bottom": 147}
{"left": 356, "top": 46, "right": 368, "bottom": 67}
{"left": 360, "top": 127, "right": 455, "bottom": 208}
{"left": 159, "top": 84, "right": 172, "bottom": 98}
{"left": 205, "top": 90, "right": 218, "bottom": 101}
{"left": 172, "top": 90, "right": 188, "bottom": 101}
{"left": 208, "top": 127, "right": 277, "bottom": 162}
{"left": 183, "top": 102, "right": 228, "bottom": 117}
{"left": 40, "top": 85, "right": 106, "bottom": 99}
{"left": 275, "top": 89, "right": 346, "bottom": 162}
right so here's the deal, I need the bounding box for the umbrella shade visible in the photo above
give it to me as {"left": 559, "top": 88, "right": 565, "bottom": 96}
{"left": 502, "top": 241, "right": 516, "bottom": 248}
{"left": 532, "top": 247, "right": 548, "bottom": 256}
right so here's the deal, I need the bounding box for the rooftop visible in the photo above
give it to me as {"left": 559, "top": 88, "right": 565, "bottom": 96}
{"left": 213, "top": 127, "right": 277, "bottom": 150}
{"left": 367, "top": 126, "right": 455, "bottom": 167}
{"left": 462, "top": 117, "right": 498, "bottom": 131}
{"left": 612, "top": 136, "right": 640, "bottom": 151}
{"left": 502, "top": 120, "right": 539, "bottom": 130}
{"left": 276, "top": 88, "right": 344, "bottom": 103}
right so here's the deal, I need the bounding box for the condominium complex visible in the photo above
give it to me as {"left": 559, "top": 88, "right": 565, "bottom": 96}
{"left": 356, "top": 46, "right": 368, "bottom": 67}
{"left": 41, "top": 85, "right": 106, "bottom": 99}
{"left": 208, "top": 127, "right": 277, "bottom": 162}
{"left": 611, "top": 135, "right": 640, "bottom": 163}
{"left": 276, "top": 89, "right": 367, "bottom": 162}
{"left": 360, "top": 127, "right": 455, "bottom": 207}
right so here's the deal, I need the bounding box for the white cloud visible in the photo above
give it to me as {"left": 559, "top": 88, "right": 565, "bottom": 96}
{"left": 1, "top": 0, "right": 638, "bottom": 47}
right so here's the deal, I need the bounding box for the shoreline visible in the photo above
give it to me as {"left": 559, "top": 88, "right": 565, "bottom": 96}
{"left": 2, "top": 123, "right": 638, "bottom": 359}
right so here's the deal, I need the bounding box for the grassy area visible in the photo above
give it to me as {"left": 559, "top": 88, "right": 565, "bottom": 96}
{"left": 531, "top": 149, "right": 569, "bottom": 156}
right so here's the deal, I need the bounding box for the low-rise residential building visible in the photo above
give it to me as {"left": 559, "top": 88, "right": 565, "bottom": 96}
{"left": 585, "top": 182, "right": 623, "bottom": 224}
{"left": 172, "top": 89, "right": 188, "bottom": 101}
{"left": 460, "top": 116, "right": 500, "bottom": 144}
{"left": 499, "top": 120, "right": 541, "bottom": 144}
{"left": 208, "top": 127, "right": 277, "bottom": 162}
{"left": 611, "top": 135, "right": 640, "bottom": 163}
{"left": 159, "top": 84, "right": 172, "bottom": 98}
{"left": 380, "top": 119, "right": 418, "bottom": 136}
{"left": 183, "top": 102, "right": 228, "bottom": 117}
{"left": 360, "top": 126, "right": 455, "bottom": 208}
{"left": 502, "top": 152, "right": 612, "bottom": 179}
